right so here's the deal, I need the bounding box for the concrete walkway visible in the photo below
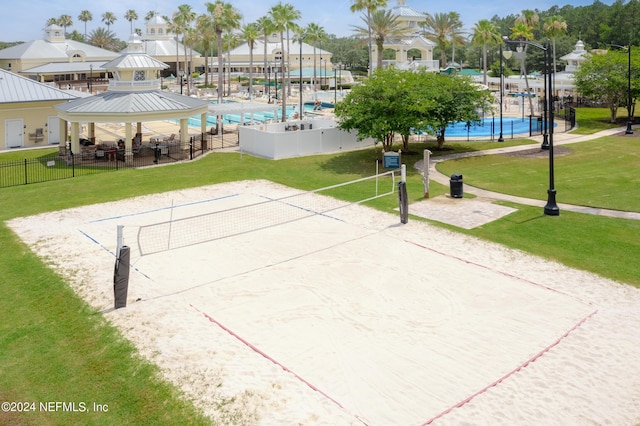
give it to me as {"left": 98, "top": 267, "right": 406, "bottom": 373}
{"left": 412, "top": 127, "right": 640, "bottom": 226}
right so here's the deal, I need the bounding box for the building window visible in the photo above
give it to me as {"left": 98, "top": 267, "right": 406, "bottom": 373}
{"left": 159, "top": 28, "right": 163, "bottom": 34}
{"left": 134, "top": 70, "right": 145, "bottom": 81}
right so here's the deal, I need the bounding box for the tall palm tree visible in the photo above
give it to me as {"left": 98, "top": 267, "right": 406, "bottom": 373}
{"left": 196, "top": 14, "right": 216, "bottom": 86}
{"left": 101, "top": 12, "right": 117, "bottom": 32}
{"left": 421, "top": 12, "right": 463, "bottom": 70}
{"left": 543, "top": 15, "right": 568, "bottom": 77}
{"left": 350, "top": 0, "right": 387, "bottom": 75}
{"left": 352, "top": 9, "right": 409, "bottom": 70}
{"left": 58, "top": 15, "right": 73, "bottom": 36}
{"left": 175, "top": 5, "right": 196, "bottom": 92}
{"left": 145, "top": 11, "right": 156, "bottom": 22}
{"left": 206, "top": 1, "right": 241, "bottom": 130}
{"left": 511, "top": 10, "right": 539, "bottom": 113}
{"left": 164, "top": 15, "right": 182, "bottom": 84}
{"left": 305, "top": 23, "right": 328, "bottom": 93}
{"left": 471, "top": 20, "right": 501, "bottom": 85}
{"left": 256, "top": 16, "right": 275, "bottom": 90}
{"left": 270, "top": 3, "right": 301, "bottom": 97}
{"left": 78, "top": 10, "right": 93, "bottom": 39}
{"left": 223, "top": 31, "right": 240, "bottom": 96}
{"left": 46, "top": 17, "right": 59, "bottom": 27}
{"left": 241, "top": 23, "right": 260, "bottom": 100}
{"left": 269, "top": 3, "right": 301, "bottom": 120}
{"left": 124, "top": 10, "right": 138, "bottom": 35}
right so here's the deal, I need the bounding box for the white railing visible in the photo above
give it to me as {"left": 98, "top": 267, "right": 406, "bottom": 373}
{"left": 108, "top": 79, "right": 161, "bottom": 91}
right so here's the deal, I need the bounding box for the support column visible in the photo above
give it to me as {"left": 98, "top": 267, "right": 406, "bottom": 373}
{"left": 70, "top": 122, "right": 81, "bottom": 155}
{"left": 124, "top": 123, "right": 134, "bottom": 166}
{"left": 180, "top": 118, "right": 189, "bottom": 143}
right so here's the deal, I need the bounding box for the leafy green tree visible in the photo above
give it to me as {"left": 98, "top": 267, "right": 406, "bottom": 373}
{"left": 78, "top": 10, "right": 93, "bottom": 39}
{"left": 335, "top": 68, "right": 493, "bottom": 150}
{"left": 574, "top": 50, "right": 640, "bottom": 123}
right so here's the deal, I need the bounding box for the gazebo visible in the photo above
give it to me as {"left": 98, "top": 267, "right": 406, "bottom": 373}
{"left": 55, "top": 34, "right": 210, "bottom": 165}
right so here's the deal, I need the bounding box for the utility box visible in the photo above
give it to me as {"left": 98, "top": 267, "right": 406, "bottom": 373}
{"left": 450, "top": 174, "right": 463, "bottom": 198}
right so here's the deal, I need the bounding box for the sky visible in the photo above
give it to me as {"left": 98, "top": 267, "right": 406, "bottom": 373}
{"left": 0, "top": 0, "right": 614, "bottom": 43}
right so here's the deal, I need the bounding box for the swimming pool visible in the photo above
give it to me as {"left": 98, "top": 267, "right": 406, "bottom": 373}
{"left": 441, "top": 116, "right": 553, "bottom": 138}
{"left": 184, "top": 102, "right": 320, "bottom": 127}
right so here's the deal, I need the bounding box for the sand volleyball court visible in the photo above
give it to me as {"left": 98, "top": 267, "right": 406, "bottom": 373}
{"left": 8, "top": 180, "right": 640, "bottom": 425}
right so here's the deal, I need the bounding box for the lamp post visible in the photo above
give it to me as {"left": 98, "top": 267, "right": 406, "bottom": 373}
{"left": 323, "top": 59, "right": 327, "bottom": 90}
{"left": 627, "top": 44, "right": 633, "bottom": 134}
{"left": 334, "top": 65, "right": 337, "bottom": 105}
{"left": 267, "top": 64, "right": 272, "bottom": 104}
{"left": 505, "top": 38, "right": 559, "bottom": 216}
{"left": 89, "top": 64, "right": 93, "bottom": 94}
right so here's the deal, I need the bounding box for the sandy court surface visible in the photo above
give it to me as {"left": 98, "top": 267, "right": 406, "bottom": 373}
{"left": 7, "top": 180, "right": 640, "bottom": 425}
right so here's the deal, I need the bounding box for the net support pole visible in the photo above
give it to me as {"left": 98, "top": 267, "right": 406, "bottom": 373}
{"left": 116, "top": 225, "right": 124, "bottom": 259}
{"left": 423, "top": 149, "right": 432, "bottom": 198}
{"left": 398, "top": 164, "right": 408, "bottom": 224}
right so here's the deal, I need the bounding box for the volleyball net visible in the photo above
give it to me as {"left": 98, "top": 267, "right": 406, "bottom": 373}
{"left": 136, "top": 172, "right": 399, "bottom": 256}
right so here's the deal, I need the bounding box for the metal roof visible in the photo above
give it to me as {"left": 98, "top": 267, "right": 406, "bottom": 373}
{"left": 21, "top": 61, "right": 108, "bottom": 75}
{"left": 54, "top": 90, "right": 209, "bottom": 115}
{"left": 230, "top": 39, "right": 331, "bottom": 57}
{"left": 0, "top": 68, "right": 78, "bottom": 103}
{"left": 103, "top": 54, "right": 169, "bottom": 70}
{"left": 0, "top": 39, "right": 119, "bottom": 61}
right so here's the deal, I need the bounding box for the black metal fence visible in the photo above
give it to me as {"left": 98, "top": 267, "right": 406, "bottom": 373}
{"left": 0, "top": 133, "right": 238, "bottom": 189}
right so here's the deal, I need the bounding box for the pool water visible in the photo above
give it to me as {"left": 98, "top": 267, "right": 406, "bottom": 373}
{"left": 185, "top": 102, "right": 320, "bottom": 127}
{"left": 442, "top": 116, "right": 553, "bottom": 137}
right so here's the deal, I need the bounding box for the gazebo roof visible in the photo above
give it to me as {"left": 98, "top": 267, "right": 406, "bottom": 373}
{"left": 55, "top": 90, "right": 209, "bottom": 121}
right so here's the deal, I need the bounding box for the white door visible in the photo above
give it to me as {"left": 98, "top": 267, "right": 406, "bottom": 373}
{"left": 5, "top": 119, "right": 24, "bottom": 148}
{"left": 47, "top": 116, "right": 61, "bottom": 144}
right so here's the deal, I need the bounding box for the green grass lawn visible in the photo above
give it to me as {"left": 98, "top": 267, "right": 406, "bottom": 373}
{"left": 1, "top": 116, "right": 639, "bottom": 424}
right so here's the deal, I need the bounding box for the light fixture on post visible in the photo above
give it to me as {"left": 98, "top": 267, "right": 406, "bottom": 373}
{"left": 504, "top": 38, "right": 559, "bottom": 216}
{"left": 499, "top": 42, "right": 504, "bottom": 142}
{"left": 89, "top": 64, "right": 93, "bottom": 94}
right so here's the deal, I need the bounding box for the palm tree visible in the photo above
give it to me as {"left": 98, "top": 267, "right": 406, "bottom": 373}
{"left": 175, "top": 5, "right": 196, "bottom": 92}
{"left": 421, "top": 12, "right": 463, "bottom": 70}
{"left": 206, "top": 1, "right": 242, "bottom": 130}
{"left": 543, "top": 15, "right": 568, "bottom": 77}
{"left": 58, "top": 15, "right": 73, "bottom": 36}
{"left": 256, "top": 16, "right": 275, "bottom": 90}
{"left": 305, "top": 23, "right": 328, "bottom": 93}
{"left": 164, "top": 15, "right": 182, "bottom": 87}
{"left": 270, "top": 3, "right": 301, "bottom": 98}
{"left": 511, "top": 10, "right": 539, "bottom": 113}
{"left": 46, "top": 18, "right": 59, "bottom": 27}
{"left": 101, "top": 12, "right": 117, "bottom": 32}
{"left": 269, "top": 3, "right": 301, "bottom": 120}
{"left": 350, "top": 0, "right": 387, "bottom": 75}
{"left": 78, "top": 10, "right": 93, "bottom": 39}
{"left": 241, "top": 23, "right": 260, "bottom": 100}
{"left": 145, "top": 11, "right": 156, "bottom": 22}
{"left": 352, "top": 9, "right": 409, "bottom": 70}
{"left": 89, "top": 27, "right": 117, "bottom": 50}
{"left": 471, "top": 20, "right": 502, "bottom": 85}
{"left": 196, "top": 14, "right": 216, "bottom": 86}
{"left": 124, "top": 10, "right": 138, "bottom": 35}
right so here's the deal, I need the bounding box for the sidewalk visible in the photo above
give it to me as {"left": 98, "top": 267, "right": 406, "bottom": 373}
{"left": 411, "top": 127, "right": 640, "bottom": 227}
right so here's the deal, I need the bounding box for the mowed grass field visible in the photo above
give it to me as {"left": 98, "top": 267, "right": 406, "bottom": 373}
{"left": 1, "top": 109, "right": 639, "bottom": 424}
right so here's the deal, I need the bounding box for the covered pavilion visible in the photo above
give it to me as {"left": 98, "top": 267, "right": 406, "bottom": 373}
{"left": 55, "top": 35, "right": 210, "bottom": 165}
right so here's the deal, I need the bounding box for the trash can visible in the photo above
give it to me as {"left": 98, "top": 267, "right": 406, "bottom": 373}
{"left": 450, "top": 174, "right": 463, "bottom": 198}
